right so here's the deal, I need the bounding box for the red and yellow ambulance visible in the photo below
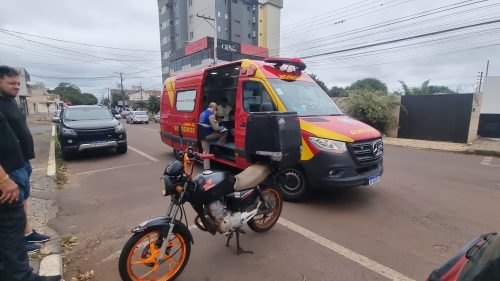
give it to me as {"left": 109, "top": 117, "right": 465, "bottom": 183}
{"left": 160, "top": 58, "right": 383, "bottom": 201}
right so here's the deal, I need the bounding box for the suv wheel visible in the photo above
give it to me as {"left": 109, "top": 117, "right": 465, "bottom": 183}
{"left": 117, "top": 144, "right": 127, "bottom": 154}
{"left": 279, "top": 167, "right": 308, "bottom": 202}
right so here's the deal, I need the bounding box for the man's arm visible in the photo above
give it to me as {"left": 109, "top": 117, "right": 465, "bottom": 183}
{"left": 0, "top": 165, "right": 19, "bottom": 204}
{"left": 208, "top": 115, "right": 221, "bottom": 131}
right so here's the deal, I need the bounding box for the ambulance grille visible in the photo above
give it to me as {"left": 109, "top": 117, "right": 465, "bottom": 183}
{"left": 348, "top": 138, "right": 383, "bottom": 163}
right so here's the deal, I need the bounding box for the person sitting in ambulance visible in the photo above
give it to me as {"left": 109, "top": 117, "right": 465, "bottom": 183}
{"left": 199, "top": 102, "right": 228, "bottom": 169}
{"left": 216, "top": 97, "right": 232, "bottom": 123}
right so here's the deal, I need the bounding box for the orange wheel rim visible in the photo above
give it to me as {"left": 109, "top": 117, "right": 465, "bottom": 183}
{"left": 126, "top": 230, "right": 188, "bottom": 281}
{"left": 253, "top": 188, "right": 281, "bottom": 229}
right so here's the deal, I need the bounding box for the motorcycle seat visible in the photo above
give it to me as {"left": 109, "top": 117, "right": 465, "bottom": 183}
{"left": 234, "top": 164, "right": 271, "bottom": 191}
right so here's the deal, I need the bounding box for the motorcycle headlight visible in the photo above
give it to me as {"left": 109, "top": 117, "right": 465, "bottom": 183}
{"left": 160, "top": 176, "right": 176, "bottom": 196}
{"left": 309, "top": 137, "right": 347, "bottom": 154}
{"left": 114, "top": 124, "right": 125, "bottom": 133}
{"left": 61, "top": 127, "right": 77, "bottom": 137}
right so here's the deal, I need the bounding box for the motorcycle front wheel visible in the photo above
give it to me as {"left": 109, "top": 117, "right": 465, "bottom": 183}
{"left": 248, "top": 186, "right": 283, "bottom": 233}
{"left": 119, "top": 226, "right": 191, "bottom": 281}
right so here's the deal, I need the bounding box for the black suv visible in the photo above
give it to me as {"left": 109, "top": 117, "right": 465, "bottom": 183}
{"left": 54, "top": 105, "right": 127, "bottom": 159}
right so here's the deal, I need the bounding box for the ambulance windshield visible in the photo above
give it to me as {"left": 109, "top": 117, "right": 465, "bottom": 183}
{"left": 269, "top": 79, "right": 343, "bottom": 117}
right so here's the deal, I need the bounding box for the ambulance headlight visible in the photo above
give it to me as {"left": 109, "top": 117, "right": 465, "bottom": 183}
{"left": 309, "top": 137, "right": 347, "bottom": 154}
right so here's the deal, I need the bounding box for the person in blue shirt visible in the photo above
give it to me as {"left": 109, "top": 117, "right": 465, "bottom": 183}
{"left": 199, "top": 102, "right": 228, "bottom": 169}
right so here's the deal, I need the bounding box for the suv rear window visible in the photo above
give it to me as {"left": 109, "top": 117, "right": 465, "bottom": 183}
{"left": 64, "top": 107, "right": 113, "bottom": 121}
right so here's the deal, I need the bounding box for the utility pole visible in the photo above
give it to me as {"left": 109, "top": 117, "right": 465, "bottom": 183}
{"left": 485, "top": 60, "right": 490, "bottom": 77}
{"left": 140, "top": 82, "right": 143, "bottom": 110}
{"left": 197, "top": 12, "right": 217, "bottom": 64}
{"left": 117, "top": 72, "right": 125, "bottom": 109}
{"left": 477, "top": 71, "right": 484, "bottom": 92}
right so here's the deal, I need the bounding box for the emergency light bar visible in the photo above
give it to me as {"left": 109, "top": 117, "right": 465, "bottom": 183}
{"left": 264, "top": 57, "right": 306, "bottom": 73}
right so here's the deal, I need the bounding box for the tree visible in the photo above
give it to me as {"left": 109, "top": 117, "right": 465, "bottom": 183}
{"left": 308, "top": 73, "right": 329, "bottom": 93}
{"left": 399, "top": 80, "right": 456, "bottom": 95}
{"left": 111, "top": 92, "right": 129, "bottom": 107}
{"left": 349, "top": 78, "right": 388, "bottom": 93}
{"left": 51, "top": 82, "right": 97, "bottom": 105}
{"left": 102, "top": 98, "right": 110, "bottom": 106}
{"left": 329, "top": 86, "right": 347, "bottom": 97}
{"left": 148, "top": 96, "right": 160, "bottom": 113}
{"left": 345, "top": 89, "right": 400, "bottom": 133}
{"left": 135, "top": 100, "right": 147, "bottom": 110}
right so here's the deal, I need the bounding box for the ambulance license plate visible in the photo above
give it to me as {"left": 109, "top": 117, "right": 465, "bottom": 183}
{"left": 368, "top": 174, "right": 381, "bottom": 185}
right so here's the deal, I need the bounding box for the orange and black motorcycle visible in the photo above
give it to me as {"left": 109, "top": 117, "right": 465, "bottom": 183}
{"left": 118, "top": 145, "right": 287, "bottom": 281}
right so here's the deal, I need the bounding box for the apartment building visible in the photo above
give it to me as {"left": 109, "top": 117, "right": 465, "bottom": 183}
{"left": 157, "top": 0, "right": 282, "bottom": 81}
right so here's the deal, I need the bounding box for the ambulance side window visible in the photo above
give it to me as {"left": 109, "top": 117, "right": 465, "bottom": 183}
{"left": 242, "top": 81, "right": 276, "bottom": 113}
{"left": 175, "top": 90, "right": 196, "bottom": 112}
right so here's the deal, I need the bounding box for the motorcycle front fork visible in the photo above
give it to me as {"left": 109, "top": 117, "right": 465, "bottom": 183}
{"left": 156, "top": 191, "right": 185, "bottom": 263}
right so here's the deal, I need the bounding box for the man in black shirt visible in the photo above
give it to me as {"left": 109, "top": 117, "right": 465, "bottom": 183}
{"left": 0, "top": 65, "right": 54, "bottom": 250}
{"left": 0, "top": 111, "right": 61, "bottom": 281}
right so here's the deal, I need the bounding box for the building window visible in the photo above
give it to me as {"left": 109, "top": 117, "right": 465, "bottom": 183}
{"left": 189, "top": 0, "right": 192, "bottom": 6}
{"left": 247, "top": 5, "right": 250, "bottom": 11}
{"left": 217, "top": 26, "right": 221, "bottom": 32}
{"left": 162, "top": 37, "right": 169, "bottom": 45}
{"left": 170, "top": 35, "right": 175, "bottom": 42}
{"left": 234, "top": 34, "right": 241, "bottom": 38}
{"left": 218, "top": 11, "right": 221, "bottom": 17}
{"left": 190, "top": 31, "right": 194, "bottom": 39}
{"left": 233, "top": 0, "right": 237, "bottom": 3}
{"left": 175, "top": 17, "right": 179, "bottom": 25}
{"left": 161, "top": 21, "right": 167, "bottom": 30}
{"left": 169, "top": 19, "right": 174, "bottom": 25}
{"left": 234, "top": 19, "right": 241, "bottom": 24}
{"left": 174, "top": 0, "right": 177, "bottom": 8}
{"left": 175, "top": 33, "right": 179, "bottom": 41}
{"left": 160, "top": 6, "right": 166, "bottom": 15}
{"left": 189, "top": 14, "right": 193, "bottom": 23}
{"left": 225, "top": 13, "right": 228, "bottom": 19}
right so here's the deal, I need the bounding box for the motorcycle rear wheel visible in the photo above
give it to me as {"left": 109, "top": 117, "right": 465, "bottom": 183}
{"left": 119, "top": 226, "right": 191, "bottom": 281}
{"left": 248, "top": 186, "right": 283, "bottom": 233}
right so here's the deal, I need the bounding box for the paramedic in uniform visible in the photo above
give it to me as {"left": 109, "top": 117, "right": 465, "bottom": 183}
{"left": 199, "top": 102, "right": 228, "bottom": 169}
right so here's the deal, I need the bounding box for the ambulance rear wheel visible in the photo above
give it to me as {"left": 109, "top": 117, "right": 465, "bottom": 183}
{"left": 280, "top": 167, "right": 308, "bottom": 202}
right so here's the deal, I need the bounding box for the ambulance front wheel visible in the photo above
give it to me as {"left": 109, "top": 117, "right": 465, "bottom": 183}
{"left": 280, "top": 167, "right": 308, "bottom": 202}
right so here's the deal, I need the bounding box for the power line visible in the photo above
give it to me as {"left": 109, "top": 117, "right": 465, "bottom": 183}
{"left": 0, "top": 28, "right": 160, "bottom": 52}
{"left": 301, "top": 18, "right": 500, "bottom": 59}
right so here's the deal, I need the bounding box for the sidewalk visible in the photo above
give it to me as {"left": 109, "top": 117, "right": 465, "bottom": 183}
{"left": 26, "top": 120, "right": 63, "bottom": 277}
{"left": 384, "top": 137, "right": 500, "bottom": 157}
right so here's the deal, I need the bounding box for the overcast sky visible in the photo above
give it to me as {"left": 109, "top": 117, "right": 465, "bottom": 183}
{"left": 1, "top": 0, "right": 499, "bottom": 100}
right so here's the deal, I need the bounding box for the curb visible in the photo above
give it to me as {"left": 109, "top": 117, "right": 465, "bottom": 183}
{"left": 38, "top": 124, "right": 63, "bottom": 278}
{"left": 47, "top": 125, "right": 56, "bottom": 178}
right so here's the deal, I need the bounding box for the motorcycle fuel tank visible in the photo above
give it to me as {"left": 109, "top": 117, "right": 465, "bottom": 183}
{"left": 192, "top": 170, "right": 236, "bottom": 205}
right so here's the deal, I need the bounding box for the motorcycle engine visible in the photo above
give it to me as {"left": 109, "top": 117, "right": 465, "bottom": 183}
{"left": 208, "top": 200, "right": 245, "bottom": 233}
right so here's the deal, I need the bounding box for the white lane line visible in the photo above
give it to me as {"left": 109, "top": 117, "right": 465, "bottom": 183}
{"left": 278, "top": 218, "right": 416, "bottom": 281}
{"left": 128, "top": 146, "right": 160, "bottom": 162}
{"left": 481, "top": 157, "right": 493, "bottom": 166}
{"left": 75, "top": 162, "right": 150, "bottom": 176}
{"left": 140, "top": 128, "right": 158, "bottom": 132}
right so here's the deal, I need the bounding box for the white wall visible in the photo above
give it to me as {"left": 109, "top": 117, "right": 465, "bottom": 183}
{"left": 481, "top": 76, "right": 500, "bottom": 114}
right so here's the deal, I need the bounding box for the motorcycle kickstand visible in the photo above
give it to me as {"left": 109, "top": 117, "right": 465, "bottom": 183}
{"left": 225, "top": 228, "right": 253, "bottom": 255}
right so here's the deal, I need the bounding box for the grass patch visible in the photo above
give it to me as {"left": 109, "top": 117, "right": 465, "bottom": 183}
{"left": 54, "top": 137, "right": 68, "bottom": 188}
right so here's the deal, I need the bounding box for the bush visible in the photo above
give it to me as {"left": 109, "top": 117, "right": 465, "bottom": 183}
{"left": 345, "top": 89, "right": 400, "bottom": 133}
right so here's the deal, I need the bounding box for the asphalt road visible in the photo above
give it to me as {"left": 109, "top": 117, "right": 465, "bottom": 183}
{"left": 49, "top": 121, "right": 500, "bottom": 281}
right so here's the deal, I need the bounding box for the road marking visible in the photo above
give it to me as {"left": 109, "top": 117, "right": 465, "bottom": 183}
{"left": 139, "top": 127, "right": 158, "bottom": 132}
{"left": 481, "top": 156, "right": 500, "bottom": 167}
{"left": 481, "top": 157, "right": 493, "bottom": 165}
{"left": 47, "top": 125, "right": 56, "bottom": 177}
{"left": 278, "top": 218, "right": 416, "bottom": 281}
{"left": 129, "top": 146, "right": 160, "bottom": 162}
{"left": 75, "top": 162, "right": 150, "bottom": 176}
{"left": 101, "top": 250, "right": 122, "bottom": 263}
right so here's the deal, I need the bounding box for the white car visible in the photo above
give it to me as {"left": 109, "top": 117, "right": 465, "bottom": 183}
{"left": 126, "top": 111, "right": 149, "bottom": 124}
{"left": 154, "top": 112, "right": 160, "bottom": 123}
